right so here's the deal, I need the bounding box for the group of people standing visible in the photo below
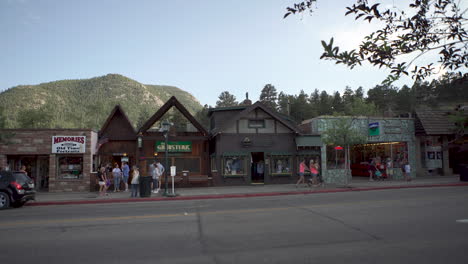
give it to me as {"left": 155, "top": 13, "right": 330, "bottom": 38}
{"left": 367, "top": 158, "right": 411, "bottom": 182}
{"left": 296, "top": 158, "right": 321, "bottom": 188}
{"left": 97, "top": 160, "right": 165, "bottom": 197}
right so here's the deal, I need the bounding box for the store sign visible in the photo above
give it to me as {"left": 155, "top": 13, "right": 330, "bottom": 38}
{"left": 156, "top": 141, "right": 192, "bottom": 152}
{"left": 52, "top": 136, "right": 86, "bottom": 153}
{"left": 368, "top": 122, "right": 380, "bottom": 136}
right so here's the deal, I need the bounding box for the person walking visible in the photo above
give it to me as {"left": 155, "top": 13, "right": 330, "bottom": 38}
{"left": 98, "top": 166, "right": 109, "bottom": 196}
{"left": 130, "top": 166, "right": 140, "bottom": 198}
{"left": 122, "top": 162, "right": 130, "bottom": 192}
{"left": 112, "top": 163, "right": 122, "bottom": 192}
{"left": 310, "top": 159, "right": 320, "bottom": 186}
{"left": 296, "top": 159, "right": 309, "bottom": 188}
{"left": 403, "top": 160, "right": 412, "bottom": 181}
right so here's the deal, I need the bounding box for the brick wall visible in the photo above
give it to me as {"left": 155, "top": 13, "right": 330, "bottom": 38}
{"left": 1, "top": 129, "right": 96, "bottom": 192}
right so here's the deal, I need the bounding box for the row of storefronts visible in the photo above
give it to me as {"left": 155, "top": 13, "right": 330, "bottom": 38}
{"left": 0, "top": 96, "right": 464, "bottom": 192}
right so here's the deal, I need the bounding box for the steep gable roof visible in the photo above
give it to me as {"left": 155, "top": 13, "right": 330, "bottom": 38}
{"left": 212, "top": 101, "right": 299, "bottom": 136}
{"left": 414, "top": 109, "right": 456, "bottom": 135}
{"left": 138, "top": 96, "right": 208, "bottom": 136}
{"left": 99, "top": 105, "right": 136, "bottom": 140}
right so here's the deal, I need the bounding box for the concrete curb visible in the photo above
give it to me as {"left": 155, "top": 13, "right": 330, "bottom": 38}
{"left": 27, "top": 182, "right": 468, "bottom": 207}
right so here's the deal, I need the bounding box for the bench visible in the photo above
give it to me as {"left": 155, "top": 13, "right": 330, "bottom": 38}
{"left": 160, "top": 175, "right": 184, "bottom": 185}
{"left": 188, "top": 174, "right": 212, "bottom": 186}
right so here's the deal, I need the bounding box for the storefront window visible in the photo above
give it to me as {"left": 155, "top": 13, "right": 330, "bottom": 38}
{"left": 58, "top": 156, "right": 83, "bottom": 179}
{"left": 270, "top": 156, "right": 291, "bottom": 175}
{"left": 223, "top": 156, "right": 246, "bottom": 176}
{"left": 326, "top": 146, "right": 346, "bottom": 169}
{"left": 174, "top": 157, "right": 200, "bottom": 173}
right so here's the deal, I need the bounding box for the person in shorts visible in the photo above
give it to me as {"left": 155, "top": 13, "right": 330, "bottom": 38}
{"left": 98, "top": 166, "right": 108, "bottom": 196}
{"left": 296, "top": 159, "right": 309, "bottom": 188}
{"left": 122, "top": 162, "right": 130, "bottom": 192}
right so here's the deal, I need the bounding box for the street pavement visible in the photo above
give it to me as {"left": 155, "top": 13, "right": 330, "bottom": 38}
{"left": 1, "top": 186, "right": 468, "bottom": 264}
{"left": 29, "top": 176, "right": 468, "bottom": 205}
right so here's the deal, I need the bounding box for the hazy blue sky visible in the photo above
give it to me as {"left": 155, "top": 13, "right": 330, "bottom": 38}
{"left": 1, "top": 0, "right": 418, "bottom": 106}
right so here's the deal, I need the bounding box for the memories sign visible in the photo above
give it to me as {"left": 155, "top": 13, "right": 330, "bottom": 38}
{"left": 52, "top": 136, "right": 86, "bottom": 153}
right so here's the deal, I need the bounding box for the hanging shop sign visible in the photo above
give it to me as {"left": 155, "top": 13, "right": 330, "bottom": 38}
{"left": 368, "top": 122, "right": 380, "bottom": 136}
{"left": 52, "top": 136, "right": 86, "bottom": 154}
{"left": 155, "top": 141, "right": 192, "bottom": 152}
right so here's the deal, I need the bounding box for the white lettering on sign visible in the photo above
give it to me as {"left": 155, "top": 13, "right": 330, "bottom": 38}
{"left": 52, "top": 136, "right": 86, "bottom": 154}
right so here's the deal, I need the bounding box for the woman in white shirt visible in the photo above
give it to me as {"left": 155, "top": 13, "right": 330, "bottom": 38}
{"left": 130, "top": 166, "right": 140, "bottom": 198}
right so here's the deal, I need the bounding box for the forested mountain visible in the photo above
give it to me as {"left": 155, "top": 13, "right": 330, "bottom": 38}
{"left": 0, "top": 74, "right": 202, "bottom": 130}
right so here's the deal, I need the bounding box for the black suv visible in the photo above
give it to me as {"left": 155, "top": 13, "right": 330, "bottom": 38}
{"left": 0, "top": 170, "right": 36, "bottom": 209}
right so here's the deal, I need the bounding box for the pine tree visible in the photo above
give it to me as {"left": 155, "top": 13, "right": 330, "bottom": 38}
{"left": 216, "top": 91, "right": 238, "bottom": 107}
{"left": 259, "top": 84, "right": 278, "bottom": 111}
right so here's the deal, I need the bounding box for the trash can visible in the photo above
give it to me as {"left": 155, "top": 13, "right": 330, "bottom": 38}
{"left": 140, "top": 176, "right": 152, "bottom": 197}
{"left": 459, "top": 164, "right": 468, "bottom": 182}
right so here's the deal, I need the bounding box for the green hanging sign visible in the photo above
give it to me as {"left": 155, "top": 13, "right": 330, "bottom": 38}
{"left": 369, "top": 122, "right": 380, "bottom": 136}
{"left": 156, "top": 141, "right": 192, "bottom": 152}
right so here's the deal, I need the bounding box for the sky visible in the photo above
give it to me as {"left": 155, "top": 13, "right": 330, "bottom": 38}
{"left": 0, "top": 0, "right": 420, "bottom": 107}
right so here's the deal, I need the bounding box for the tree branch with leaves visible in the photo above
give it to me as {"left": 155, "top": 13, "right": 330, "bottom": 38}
{"left": 285, "top": 0, "right": 468, "bottom": 84}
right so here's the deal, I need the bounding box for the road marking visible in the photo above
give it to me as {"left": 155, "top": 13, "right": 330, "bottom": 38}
{"left": 2, "top": 194, "right": 468, "bottom": 228}
{"left": 456, "top": 219, "right": 468, "bottom": 223}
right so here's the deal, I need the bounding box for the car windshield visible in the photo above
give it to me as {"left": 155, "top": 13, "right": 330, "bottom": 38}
{"left": 13, "top": 173, "right": 32, "bottom": 184}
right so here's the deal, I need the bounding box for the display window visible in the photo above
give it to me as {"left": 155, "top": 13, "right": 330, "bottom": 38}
{"left": 326, "top": 146, "right": 346, "bottom": 169}
{"left": 58, "top": 156, "right": 83, "bottom": 179}
{"left": 154, "top": 156, "right": 201, "bottom": 173}
{"left": 270, "top": 156, "right": 292, "bottom": 176}
{"left": 222, "top": 156, "right": 246, "bottom": 176}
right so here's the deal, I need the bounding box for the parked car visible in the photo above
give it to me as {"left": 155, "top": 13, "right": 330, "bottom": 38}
{"left": 0, "top": 170, "right": 36, "bottom": 209}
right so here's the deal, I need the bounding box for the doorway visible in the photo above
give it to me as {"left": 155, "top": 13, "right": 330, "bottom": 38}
{"left": 251, "top": 152, "right": 265, "bottom": 183}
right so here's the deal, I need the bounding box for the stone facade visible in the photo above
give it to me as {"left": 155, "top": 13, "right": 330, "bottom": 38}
{"left": 306, "top": 117, "right": 416, "bottom": 185}
{"left": 0, "top": 129, "right": 97, "bottom": 192}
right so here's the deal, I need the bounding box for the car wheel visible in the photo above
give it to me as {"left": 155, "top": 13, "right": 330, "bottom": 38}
{"left": 12, "top": 201, "right": 25, "bottom": 208}
{"left": 0, "top": 192, "right": 10, "bottom": 209}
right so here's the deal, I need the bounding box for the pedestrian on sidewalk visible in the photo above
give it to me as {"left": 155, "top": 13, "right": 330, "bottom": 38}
{"left": 130, "top": 166, "right": 140, "bottom": 198}
{"left": 403, "top": 160, "right": 412, "bottom": 181}
{"left": 122, "top": 162, "right": 130, "bottom": 192}
{"left": 112, "top": 163, "right": 122, "bottom": 192}
{"left": 310, "top": 159, "right": 320, "bottom": 186}
{"left": 296, "top": 159, "right": 310, "bottom": 188}
{"left": 98, "top": 166, "right": 109, "bottom": 196}
{"left": 152, "top": 161, "right": 164, "bottom": 193}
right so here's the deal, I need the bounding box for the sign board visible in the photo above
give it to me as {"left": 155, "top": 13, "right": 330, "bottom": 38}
{"left": 170, "top": 166, "right": 176, "bottom": 177}
{"left": 52, "top": 136, "right": 86, "bottom": 154}
{"left": 121, "top": 157, "right": 129, "bottom": 162}
{"left": 156, "top": 141, "right": 192, "bottom": 152}
{"left": 368, "top": 122, "right": 380, "bottom": 136}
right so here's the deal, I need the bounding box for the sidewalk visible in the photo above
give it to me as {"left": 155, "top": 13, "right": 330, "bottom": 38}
{"left": 29, "top": 176, "right": 468, "bottom": 206}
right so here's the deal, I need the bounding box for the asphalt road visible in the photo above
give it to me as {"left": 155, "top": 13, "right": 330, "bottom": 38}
{"left": 1, "top": 187, "right": 468, "bottom": 264}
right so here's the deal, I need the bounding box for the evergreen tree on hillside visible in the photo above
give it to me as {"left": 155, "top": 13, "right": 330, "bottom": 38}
{"left": 216, "top": 91, "right": 238, "bottom": 107}
{"left": 318, "top": 91, "right": 332, "bottom": 115}
{"left": 195, "top": 104, "right": 210, "bottom": 130}
{"left": 331, "top": 91, "right": 344, "bottom": 114}
{"left": 277, "top": 92, "right": 292, "bottom": 116}
{"left": 259, "top": 84, "right": 278, "bottom": 111}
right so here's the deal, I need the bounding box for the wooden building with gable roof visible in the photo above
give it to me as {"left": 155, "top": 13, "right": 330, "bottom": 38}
{"left": 137, "top": 96, "right": 210, "bottom": 186}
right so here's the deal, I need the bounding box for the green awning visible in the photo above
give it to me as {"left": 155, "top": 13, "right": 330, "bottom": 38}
{"left": 296, "top": 136, "right": 323, "bottom": 147}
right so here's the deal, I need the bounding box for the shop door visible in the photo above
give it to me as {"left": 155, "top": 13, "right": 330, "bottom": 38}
{"left": 37, "top": 156, "right": 49, "bottom": 191}
{"left": 251, "top": 152, "right": 265, "bottom": 183}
